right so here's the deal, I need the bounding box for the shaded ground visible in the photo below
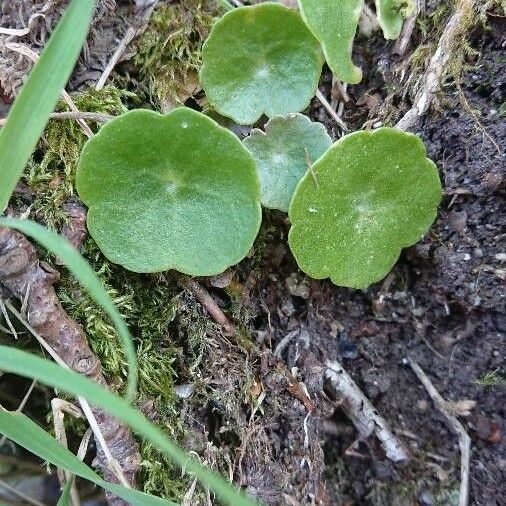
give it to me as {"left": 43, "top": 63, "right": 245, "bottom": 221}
{"left": 0, "top": 1, "right": 504, "bottom": 505}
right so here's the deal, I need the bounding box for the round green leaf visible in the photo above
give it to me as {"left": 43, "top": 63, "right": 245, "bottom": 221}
{"left": 299, "top": 0, "right": 364, "bottom": 84}
{"left": 199, "top": 3, "right": 324, "bottom": 125}
{"left": 243, "top": 114, "right": 332, "bottom": 212}
{"left": 288, "top": 128, "right": 442, "bottom": 288}
{"left": 76, "top": 108, "right": 262, "bottom": 275}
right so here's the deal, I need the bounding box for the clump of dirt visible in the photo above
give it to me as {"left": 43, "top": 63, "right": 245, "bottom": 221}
{"left": 249, "top": 26, "right": 505, "bottom": 506}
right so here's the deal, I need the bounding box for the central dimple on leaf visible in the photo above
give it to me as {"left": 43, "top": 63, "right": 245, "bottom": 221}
{"left": 165, "top": 181, "right": 178, "bottom": 193}
{"left": 256, "top": 66, "right": 269, "bottom": 78}
{"left": 355, "top": 201, "right": 370, "bottom": 214}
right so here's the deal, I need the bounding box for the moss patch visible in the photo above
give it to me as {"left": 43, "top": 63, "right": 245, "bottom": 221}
{"left": 56, "top": 239, "right": 223, "bottom": 500}
{"left": 134, "top": 0, "right": 224, "bottom": 109}
{"left": 24, "top": 86, "right": 134, "bottom": 228}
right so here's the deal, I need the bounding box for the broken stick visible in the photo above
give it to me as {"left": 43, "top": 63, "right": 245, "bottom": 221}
{"left": 325, "top": 360, "right": 410, "bottom": 462}
{"left": 396, "top": 0, "right": 476, "bottom": 131}
{"left": 408, "top": 358, "right": 470, "bottom": 506}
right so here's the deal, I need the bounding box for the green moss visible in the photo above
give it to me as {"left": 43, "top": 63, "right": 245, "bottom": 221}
{"left": 474, "top": 368, "right": 506, "bottom": 388}
{"left": 56, "top": 238, "right": 219, "bottom": 499}
{"left": 24, "top": 86, "right": 134, "bottom": 229}
{"left": 58, "top": 239, "right": 178, "bottom": 395}
{"left": 139, "top": 440, "right": 190, "bottom": 500}
{"left": 134, "top": 0, "right": 224, "bottom": 108}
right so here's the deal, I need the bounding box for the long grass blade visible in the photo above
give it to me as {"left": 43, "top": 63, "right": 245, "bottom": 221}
{"left": 0, "top": 0, "right": 95, "bottom": 212}
{"left": 0, "top": 218, "right": 137, "bottom": 400}
{"left": 0, "top": 346, "right": 259, "bottom": 506}
{"left": 56, "top": 480, "right": 72, "bottom": 506}
{"left": 0, "top": 410, "right": 177, "bottom": 505}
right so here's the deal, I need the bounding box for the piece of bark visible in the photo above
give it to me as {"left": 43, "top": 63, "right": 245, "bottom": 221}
{"left": 59, "top": 201, "right": 88, "bottom": 254}
{"left": 396, "top": 0, "right": 476, "bottom": 131}
{"left": 325, "top": 360, "right": 410, "bottom": 462}
{"left": 0, "top": 226, "right": 140, "bottom": 505}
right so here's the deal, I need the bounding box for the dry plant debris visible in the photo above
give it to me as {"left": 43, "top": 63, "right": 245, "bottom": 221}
{"left": 0, "top": 226, "right": 140, "bottom": 503}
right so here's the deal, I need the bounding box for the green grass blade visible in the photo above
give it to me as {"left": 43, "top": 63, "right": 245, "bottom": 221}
{"left": 0, "top": 347, "right": 259, "bottom": 506}
{"left": 0, "top": 218, "right": 137, "bottom": 400}
{"left": 0, "top": 410, "right": 177, "bottom": 505}
{"left": 56, "top": 480, "right": 72, "bottom": 506}
{"left": 0, "top": 0, "right": 95, "bottom": 212}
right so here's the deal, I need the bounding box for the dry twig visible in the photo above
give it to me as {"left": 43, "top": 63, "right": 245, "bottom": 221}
{"left": 4, "top": 301, "right": 132, "bottom": 490}
{"left": 316, "top": 89, "right": 348, "bottom": 132}
{"left": 4, "top": 42, "right": 93, "bottom": 138}
{"left": 393, "top": 0, "right": 421, "bottom": 56}
{"left": 96, "top": 2, "right": 159, "bottom": 90}
{"left": 0, "top": 111, "right": 114, "bottom": 127}
{"left": 325, "top": 360, "right": 410, "bottom": 462}
{"left": 407, "top": 358, "right": 471, "bottom": 506}
{"left": 396, "top": 0, "right": 476, "bottom": 131}
{"left": 184, "top": 277, "right": 235, "bottom": 336}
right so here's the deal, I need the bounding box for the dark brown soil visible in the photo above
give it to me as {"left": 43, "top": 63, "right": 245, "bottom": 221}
{"left": 244, "top": 23, "right": 505, "bottom": 506}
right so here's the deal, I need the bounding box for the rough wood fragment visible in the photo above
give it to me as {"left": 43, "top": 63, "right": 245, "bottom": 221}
{"left": 0, "top": 227, "right": 140, "bottom": 506}
{"left": 325, "top": 360, "right": 410, "bottom": 462}
{"left": 396, "top": 0, "right": 476, "bottom": 131}
{"left": 408, "top": 358, "right": 471, "bottom": 506}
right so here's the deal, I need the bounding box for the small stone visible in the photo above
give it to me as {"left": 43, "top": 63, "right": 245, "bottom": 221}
{"left": 135, "top": 0, "right": 157, "bottom": 6}
{"left": 481, "top": 172, "right": 503, "bottom": 191}
{"left": 338, "top": 337, "right": 359, "bottom": 360}
{"left": 495, "top": 253, "right": 506, "bottom": 262}
{"left": 417, "top": 399, "right": 429, "bottom": 413}
{"left": 285, "top": 273, "right": 310, "bottom": 299}
{"left": 175, "top": 383, "right": 195, "bottom": 399}
{"left": 448, "top": 210, "right": 467, "bottom": 233}
{"left": 419, "top": 490, "right": 435, "bottom": 506}
{"left": 209, "top": 269, "right": 235, "bottom": 288}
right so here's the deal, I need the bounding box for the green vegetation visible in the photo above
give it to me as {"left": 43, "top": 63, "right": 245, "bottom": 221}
{"left": 134, "top": 0, "right": 223, "bottom": 109}
{"left": 76, "top": 107, "right": 262, "bottom": 275}
{"left": 243, "top": 113, "right": 331, "bottom": 212}
{"left": 299, "top": 0, "right": 364, "bottom": 84}
{"left": 288, "top": 128, "right": 442, "bottom": 288}
{"left": 200, "top": 3, "right": 324, "bottom": 124}
{"left": 474, "top": 369, "right": 506, "bottom": 388}
{"left": 25, "top": 87, "right": 132, "bottom": 228}
{"left": 0, "top": 0, "right": 448, "bottom": 503}
{"left": 375, "top": 0, "right": 416, "bottom": 39}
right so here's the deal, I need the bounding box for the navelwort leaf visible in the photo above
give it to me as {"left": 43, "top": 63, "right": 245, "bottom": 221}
{"left": 0, "top": 346, "right": 258, "bottom": 506}
{"left": 0, "top": 410, "right": 176, "bottom": 506}
{"left": 298, "top": 0, "right": 364, "bottom": 84}
{"left": 200, "top": 3, "right": 324, "bottom": 124}
{"left": 243, "top": 114, "right": 331, "bottom": 212}
{"left": 0, "top": 217, "right": 138, "bottom": 400}
{"left": 288, "top": 128, "right": 442, "bottom": 288}
{"left": 76, "top": 107, "right": 261, "bottom": 275}
{"left": 375, "top": 0, "right": 416, "bottom": 40}
{"left": 0, "top": 0, "right": 95, "bottom": 213}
